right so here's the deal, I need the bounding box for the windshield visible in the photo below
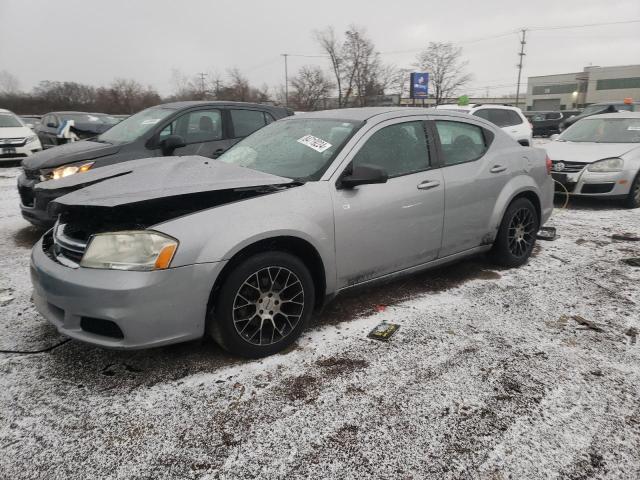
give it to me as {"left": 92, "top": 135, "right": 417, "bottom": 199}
{"left": 0, "top": 113, "right": 23, "bottom": 128}
{"left": 559, "top": 117, "right": 640, "bottom": 143}
{"left": 97, "top": 107, "right": 174, "bottom": 144}
{"left": 218, "top": 117, "right": 362, "bottom": 181}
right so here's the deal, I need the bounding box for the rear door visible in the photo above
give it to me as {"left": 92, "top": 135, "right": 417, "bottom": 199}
{"left": 433, "top": 117, "right": 512, "bottom": 256}
{"left": 332, "top": 118, "right": 444, "bottom": 288}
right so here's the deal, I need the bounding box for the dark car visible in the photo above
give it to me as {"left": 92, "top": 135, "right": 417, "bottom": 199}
{"left": 19, "top": 101, "right": 293, "bottom": 227}
{"left": 560, "top": 101, "right": 640, "bottom": 131}
{"left": 20, "top": 115, "right": 42, "bottom": 130}
{"left": 35, "top": 112, "right": 120, "bottom": 148}
{"left": 525, "top": 110, "right": 581, "bottom": 137}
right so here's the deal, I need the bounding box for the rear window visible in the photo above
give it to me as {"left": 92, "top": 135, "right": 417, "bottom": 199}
{"left": 473, "top": 108, "right": 523, "bottom": 127}
{"left": 231, "top": 109, "right": 273, "bottom": 138}
{"left": 435, "top": 120, "right": 489, "bottom": 165}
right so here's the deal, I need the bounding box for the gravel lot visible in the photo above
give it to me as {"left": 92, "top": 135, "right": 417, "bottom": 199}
{"left": 1, "top": 160, "right": 639, "bottom": 479}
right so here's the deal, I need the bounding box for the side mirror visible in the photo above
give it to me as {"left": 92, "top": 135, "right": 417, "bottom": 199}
{"left": 47, "top": 122, "right": 56, "bottom": 128}
{"left": 550, "top": 134, "right": 560, "bottom": 141}
{"left": 339, "top": 164, "right": 388, "bottom": 189}
{"left": 161, "top": 135, "right": 186, "bottom": 155}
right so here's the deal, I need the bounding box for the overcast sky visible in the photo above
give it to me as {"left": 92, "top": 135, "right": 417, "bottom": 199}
{"left": 1, "top": 0, "right": 639, "bottom": 97}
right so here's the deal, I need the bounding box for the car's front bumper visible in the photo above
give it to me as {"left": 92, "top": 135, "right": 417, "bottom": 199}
{"left": 30, "top": 235, "right": 225, "bottom": 349}
{"left": 0, "top": 140, "right": 42, "bottom": 160}
{"left": 552, "top": 168, "right": 635, "bottom": 198}
{"left": 17, "top": 173, "right": 58, "bottom": 228}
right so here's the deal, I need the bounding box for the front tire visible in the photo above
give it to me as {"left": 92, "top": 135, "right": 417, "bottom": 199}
{"left": 209, "top": 251, "right": 315, "bottom": 358}
{"left": 624, "top": 173, "right": 640, "bottom": 209}
{"left": 490, "top": 197, "right": 539, "bottom": 268}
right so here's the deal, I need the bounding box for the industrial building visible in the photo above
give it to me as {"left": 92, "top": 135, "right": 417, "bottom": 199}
{"left": 526, "top": 64, "right": 640, "bottom": 111}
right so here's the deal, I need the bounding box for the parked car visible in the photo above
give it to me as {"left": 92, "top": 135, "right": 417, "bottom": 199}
{"left": 560, "top": 100, "right": 640, "bottom": 131}
{"left": 19, "top": 115, "right": 42, "bottom": 130}
{"left": 525, "top": 110, "right": 581, "bottom": 137}
{"left": 0, "top": 109, "right": 42, "bottom": 160}
{"left": 19, "top": 101, "right": 293, "bottom": 227}
{"left": 30, "top": 108, "right": 553, "bottom": 357}
{"left": 436, "top": 104, "right": 533, "bottom": 146}
{"left": 34, "top": 112, "right": 120, "bottom": 148}
{"left": 546, "top": 112, "right": 640, "bottom": 208}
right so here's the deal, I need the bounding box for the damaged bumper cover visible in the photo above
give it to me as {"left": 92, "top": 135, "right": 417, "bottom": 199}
{"left": 31, "top": 232, "right": 225, "bottom": 349}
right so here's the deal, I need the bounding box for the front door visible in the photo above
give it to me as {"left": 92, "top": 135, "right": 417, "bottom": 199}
{"left": 158, "top": 108, "right": 235, "bottom": 158}
{"left": 332, "top": 119, "right": 445, "bottom": 288}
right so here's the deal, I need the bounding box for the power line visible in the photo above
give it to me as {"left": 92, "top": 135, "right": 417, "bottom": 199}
{"left": 528, "top": 19, "right": 640, "bottom": 31}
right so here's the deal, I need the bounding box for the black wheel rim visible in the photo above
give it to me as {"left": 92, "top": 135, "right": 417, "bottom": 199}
{"left": 232, "top": 267, "right": 305, "bottom": 346}
{"left": 633, "top": 181, "right": 640, "bottom": 205}
{"left": 507, "top": 207, "right": 536, "bottom": 258}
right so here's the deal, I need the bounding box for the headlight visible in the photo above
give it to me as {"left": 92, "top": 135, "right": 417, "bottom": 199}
{"left": 26, "top": 135, "right": 38, "bottom": 143}
{"left": 587, "top": 157, "right": 624, "bottom": 172}
{"left": 51, "top": 162, "right": 94, "bottom": 180}
{"left": 80, "top": 231, "right": 178, "bottom": 271}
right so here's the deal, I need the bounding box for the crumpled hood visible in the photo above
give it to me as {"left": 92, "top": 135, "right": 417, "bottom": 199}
{"left": 543, "top": 141, "right": 640, "bottom": 164}
{"left": 22, "top": 140, "right": 121, "bottom": 170}
{"left": 42, "top": 155, "right": 293, "bottom": 208}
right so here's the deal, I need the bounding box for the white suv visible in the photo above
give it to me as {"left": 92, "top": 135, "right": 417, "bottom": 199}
{"left": 436, "top": 104, "right": 533, "bottom": 146}
{"left": 0, "top": 109, "right": 43, "bottom": 160}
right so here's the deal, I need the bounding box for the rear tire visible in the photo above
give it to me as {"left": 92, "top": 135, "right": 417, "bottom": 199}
{"left": 209, "top": 251, "right": 315, "bottom": 358}
{"left": 490, "top": 197, "right": 539, "bottom": 268}
{"left": 624, "top": 173, "right": 640, "bottom": 209}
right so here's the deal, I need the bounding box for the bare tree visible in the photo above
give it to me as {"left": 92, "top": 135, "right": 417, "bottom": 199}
{"left": 314, "top": 27, "right": 344, "bottom": 107}
{"left": 168, "top": 68, "right": 199, "bottom": 100}
{"left": 290, "top": 66, "right": 334, "bottom": 111}
{"left": 414, "top": 42, "right": 472, "bottom": 105}
{"left": 0, "top": 71, "right": 20, "bottom": 95}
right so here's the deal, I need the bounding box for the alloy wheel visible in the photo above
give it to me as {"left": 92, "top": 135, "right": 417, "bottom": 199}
{"left": 507, "top": 207, "right": 536, "bottom": 258}
{"left": 232, "top": 266, "right": 305, "bottom": 346}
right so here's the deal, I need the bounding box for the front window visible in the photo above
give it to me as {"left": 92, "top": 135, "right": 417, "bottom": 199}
{"left": 559, "top": 118, "right": 640, "bottom": 143}
{"left": 218, "top": 118, "right": 362, "bottom": 181}
{"left": 97, "top": 107, "right": 175, "bottom": 144}
{"left": 0, "top": 113, "right": 23, "bottom": 128}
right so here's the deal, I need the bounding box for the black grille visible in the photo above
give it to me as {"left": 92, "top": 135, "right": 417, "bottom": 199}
{"left": 51, "top": 223, "right": 88, "bottom": 266}
{"left": 80, "top": 317, "right": 124, "bottom": 339}
{"left": 551, "top": 161, "right": 586, "bottom": 173}
{"left": 581, "top": 183, "right": 615, "bottom": 194}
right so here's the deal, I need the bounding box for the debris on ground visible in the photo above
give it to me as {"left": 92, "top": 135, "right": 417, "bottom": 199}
{"left": 621, "top": 257, "right": 640, "bottom": 267}
{"left": 612, "top": 233, "right": 640, "bottom": 242}
{"left": 0, "top": 288, "right": 14, "bottom": 306}
{"left": 571, "top": 315, "right": 605, "bottom": 332}
{"left": 537, "top": 226, "right": 557, "bottom": 241}
{"left": 367, "top": 322, "right": 400, "bottom": 341}
{"left": 625, "top": 327, "right": 638, "bottom": 345}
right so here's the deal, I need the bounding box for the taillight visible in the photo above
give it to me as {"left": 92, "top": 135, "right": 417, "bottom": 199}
{"left": 546, "top": 155, "right": 553, "bottom": 175}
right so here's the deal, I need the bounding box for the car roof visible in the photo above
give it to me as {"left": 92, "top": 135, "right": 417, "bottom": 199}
{"left": 584, "top": 112, "right": 640, "bottom": 119}
{"left": 292, "top": 107, "right": 475, "bottom": 122}
{"left": 589, "top": 101, "right": 640, "bottom": 106}
{"left": 157, "top": 101, "right": 287, "bottom": 111}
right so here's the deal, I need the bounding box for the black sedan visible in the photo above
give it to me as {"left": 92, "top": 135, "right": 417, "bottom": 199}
{"left": 19, "top": 101, "right": 293, "bottom": 227}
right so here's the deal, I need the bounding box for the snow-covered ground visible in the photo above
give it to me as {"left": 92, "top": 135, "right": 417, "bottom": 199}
{"left": 1, "top": 163, "right": 639, "bottom": 479}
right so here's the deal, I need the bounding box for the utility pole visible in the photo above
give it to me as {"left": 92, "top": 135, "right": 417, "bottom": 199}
{"left": 198, "top": 72, "right": 207, "bottom": 99}
{"left": 515, "top": 29, "right": 527, "bottom": 109}
{"left": 281, "top": 53, "right": 289, "bottom": 107}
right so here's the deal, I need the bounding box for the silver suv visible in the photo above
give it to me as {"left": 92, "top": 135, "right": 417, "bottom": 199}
{"left": 30, "top": 108, "right": 554, "bottom": 357}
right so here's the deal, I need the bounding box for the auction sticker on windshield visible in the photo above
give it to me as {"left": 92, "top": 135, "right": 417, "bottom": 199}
{"left": 297, "top": 134, "right": 332, "bottom": 153}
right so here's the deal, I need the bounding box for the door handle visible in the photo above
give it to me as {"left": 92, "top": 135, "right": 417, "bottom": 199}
{"left": 417, "top": 180, "right": 441, "bottom": 190}
{"left": 490, "top": 165, "right": 507, "bottom": 173}
{"left": 212, "top": 149, "right": 225, "bottom": 158}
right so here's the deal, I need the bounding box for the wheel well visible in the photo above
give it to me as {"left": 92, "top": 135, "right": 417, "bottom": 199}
{"left": 208, "top": 236, "right": 327, "bottom": 313}
{"left": 511, "top": 190, "right": 541, "bottom": 222}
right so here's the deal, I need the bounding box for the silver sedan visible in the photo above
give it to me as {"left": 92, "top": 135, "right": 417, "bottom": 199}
{"left": 546, "top": 112, "right": 640, "bottom": 208}
{"left": 30, "top": 108, "right": 553, "bottom": 357}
